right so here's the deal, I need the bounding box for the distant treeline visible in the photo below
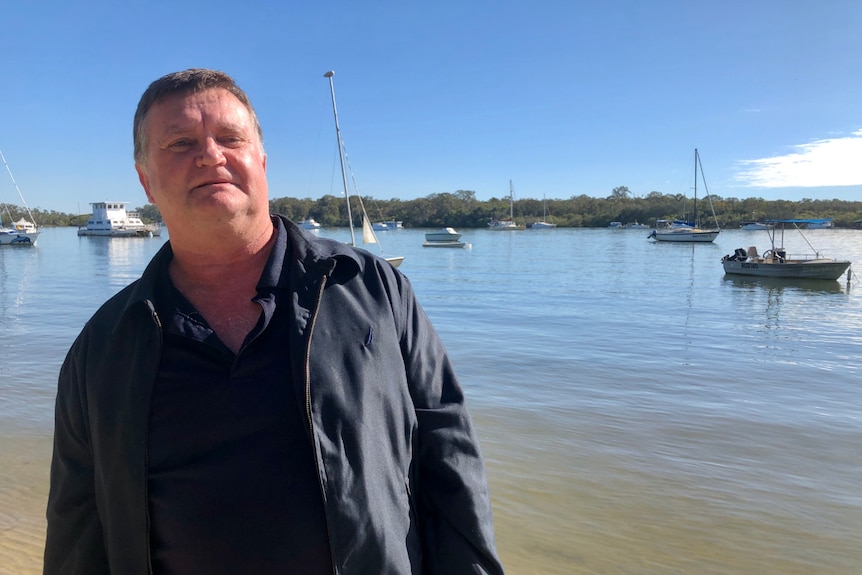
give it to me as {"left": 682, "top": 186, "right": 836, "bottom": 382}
{"left": 6, "top": 186, "right": 862, "bottom": 229}
{"left": 271, "top": 187, "right": 862, "bottom": 228}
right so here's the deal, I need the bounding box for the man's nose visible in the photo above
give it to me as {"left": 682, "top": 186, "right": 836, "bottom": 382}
{"left": 197, "top": 137, "right": 227, "bottom": 166}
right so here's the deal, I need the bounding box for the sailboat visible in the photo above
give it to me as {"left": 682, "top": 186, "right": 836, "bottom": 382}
{"left": 530, "top": 195, "right": 557, "bottom": 229}
{"left": 648, "top": 148, "right": 720, "bottom": 242}
{"left": 488, "top": 180, "right": 524, "bottom": 230}
{"left": 323, "top": 71, "right": 403, "bottom": 268}
{"left": 0, "top": 148, "right": 40, "bottom": 245}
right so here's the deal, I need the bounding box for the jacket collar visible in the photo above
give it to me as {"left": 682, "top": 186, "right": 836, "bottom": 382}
{"left": 118, "top": 214, "right": 363, "bottom": 319}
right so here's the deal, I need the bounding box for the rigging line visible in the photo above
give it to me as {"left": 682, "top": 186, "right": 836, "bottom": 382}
{"left": 339, "top": 138, "right": 388, "bottom": 253}
{"left": 696, "top": 150, "right": 721, "bottom": 230}
{"left": 2, "top": 203, "right": 15, "bottom": 226}
{"left": 0, "top": 148, "right": 38, "bottom": 225}
{"left": 329, "top": 143, "right": 340, "bottom": 197}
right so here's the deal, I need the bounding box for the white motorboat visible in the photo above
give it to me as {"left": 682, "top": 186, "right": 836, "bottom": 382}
{"left": 488, "top": 181, "right": 524, "bottom": 230}
{"left": 372, "top": 220, "right": 402, "bottom": 231}
{"left": 721, "top": 220, "right": 851, "bottom": 280}
{"left": 0, "top": 149, "right": 41, "bottom": 246}
{"left": 648, "top": 149, "right": 720, "bottom": 243}
{"left": 805, "top": 219, "right": 834, "bottom": 229}
{"left": 611, "top": 221, "right": 648, "bottom": 230}
{"left": 740, "top": 221, "right": 772, "bottom": 231}
{"left": 425, "top": 227, "right": 462, "bottom": 242}
{"left": 423, "top": 227, "right": 466, "bottom": 248}
{"left": 324, "top": 70, "right": 403, "bottom": 268}
{"left": 77, "top": 201, "right": 161, "bottom": 237}
{"left": 299, "top": 217, "right": 321, "bottom": 230}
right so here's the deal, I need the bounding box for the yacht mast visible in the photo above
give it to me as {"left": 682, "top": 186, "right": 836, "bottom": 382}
{"left": 324, "top": 70, "right": 355, "bottom": 246}
{"left": 693, "top": 148, "right": 699, "bottom": 227}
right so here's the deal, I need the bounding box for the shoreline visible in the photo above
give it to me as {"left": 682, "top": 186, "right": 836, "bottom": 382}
{"left": 0, "top": 433, "right": 50, "bottom": 575}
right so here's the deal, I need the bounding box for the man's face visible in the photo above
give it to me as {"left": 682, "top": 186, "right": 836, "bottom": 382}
{"left": 135, "top": 88, "right": 267, "bottom": 231}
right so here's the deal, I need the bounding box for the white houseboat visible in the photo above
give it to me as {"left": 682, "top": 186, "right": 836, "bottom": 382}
{"left": 78, "top": 201, "right": 161, "bottom": 237}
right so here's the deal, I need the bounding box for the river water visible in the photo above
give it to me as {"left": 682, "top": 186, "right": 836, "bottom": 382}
{"left": 1, "top": 225, "right": 860, "bottom": 574}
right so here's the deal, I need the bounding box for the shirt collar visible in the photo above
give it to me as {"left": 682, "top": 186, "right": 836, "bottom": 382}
{"left": 256, "top": 216, "right": 289, "bottom": 292}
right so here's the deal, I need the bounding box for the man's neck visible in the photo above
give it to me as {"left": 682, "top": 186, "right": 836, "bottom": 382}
{"left": 168, "top": 220, "right": 276, "bottom": 292}
{"left": 166, "top": 221, "right": 277, "bottom": 354}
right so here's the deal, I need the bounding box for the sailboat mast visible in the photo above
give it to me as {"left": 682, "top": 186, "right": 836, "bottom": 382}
{"left": 509, "top": 180, "right": 514, "bottom": 220}
{"left": 324, "top": 70, "right": 355, "bottom": 246}
{"left": 693, "top": 148, "right": 699, "bottom": 227}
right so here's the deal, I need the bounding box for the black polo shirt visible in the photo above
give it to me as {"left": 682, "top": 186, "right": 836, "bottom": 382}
{"left": 147, "top": 220, "right": 332, "bottom": 574}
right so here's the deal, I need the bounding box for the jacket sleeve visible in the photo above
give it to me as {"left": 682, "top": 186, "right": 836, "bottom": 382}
{"left": 397, "top": 276, "right": 505, "bottom": 575}
{"left": 43, "top": 333, "right": 110, "bottom": 575}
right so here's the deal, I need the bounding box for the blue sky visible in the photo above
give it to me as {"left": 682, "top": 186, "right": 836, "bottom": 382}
{"left": 1, "top": 0, "right": 860, "bottom": 215}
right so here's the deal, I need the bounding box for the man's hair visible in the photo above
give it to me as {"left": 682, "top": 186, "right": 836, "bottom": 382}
{"left": 133, "top": 68, "right": 264, "bottom": 162}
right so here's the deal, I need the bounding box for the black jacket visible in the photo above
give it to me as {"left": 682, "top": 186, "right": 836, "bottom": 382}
{"left": 44, "top": 216, "right": 504, "bottom": 574}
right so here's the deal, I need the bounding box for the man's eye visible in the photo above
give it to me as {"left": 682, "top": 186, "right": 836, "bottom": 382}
{"left": 167, "top": 139, "right": 194, "bottom": 150}
{"left": 221, "top": 136, "right": 243, "bottom": 146}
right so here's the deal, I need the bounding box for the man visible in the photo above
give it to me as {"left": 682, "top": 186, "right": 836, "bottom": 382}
{"left": 44, "top": 68, "right": 504, "bottom": 574}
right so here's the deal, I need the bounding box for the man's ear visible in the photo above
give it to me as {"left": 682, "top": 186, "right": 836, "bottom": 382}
{"left": 136, "top": 164, "right": 155, "bottom": 203}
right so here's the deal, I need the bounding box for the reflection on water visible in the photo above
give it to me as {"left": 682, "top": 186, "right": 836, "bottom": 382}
{"left": 2, "top": 227, "right": 861, "bottom": 574}
{"left": 83, "top": 235, "right": 163, "bottom": 287}
{"left": 722, "top": 274, "right": 848, "bottom": 294}
{"left": 0, "top": 243, "right": 40, "bottom": 315}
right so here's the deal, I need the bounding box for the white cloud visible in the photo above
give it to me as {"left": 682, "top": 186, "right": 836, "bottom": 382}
{"left": 735, "top": 130, "right": 862, "bottom": 188}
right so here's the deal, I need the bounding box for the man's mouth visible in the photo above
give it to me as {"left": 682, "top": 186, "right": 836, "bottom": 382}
{"left": 193, "top": 179, "right": 232, "bottom": 190}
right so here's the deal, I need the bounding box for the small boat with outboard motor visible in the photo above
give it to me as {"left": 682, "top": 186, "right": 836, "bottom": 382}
{"left": 721, "top": 219, "right": 851, "bottom": 281}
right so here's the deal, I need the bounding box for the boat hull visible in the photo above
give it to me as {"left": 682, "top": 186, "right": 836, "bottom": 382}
{"left": 77, "top": 228, "right": 160, "bottom": 237}
{"left": 0, "top": 230, "right": 40, "bottom": 245}
{"left": 649, "top": 229, "right": 719, "bottom": 242}
{"left": 722, "top": 259, "right": 850, "bottom": 280}
{"left": 423, "top": 240, "right": 466, "bottom": 248}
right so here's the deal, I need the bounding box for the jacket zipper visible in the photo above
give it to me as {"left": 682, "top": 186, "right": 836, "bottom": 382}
{"left": 303, "top": 274, "right": 339, "bottom": 575}
{"left": 144, "top": 300, "right": 162, "bottom": 575}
